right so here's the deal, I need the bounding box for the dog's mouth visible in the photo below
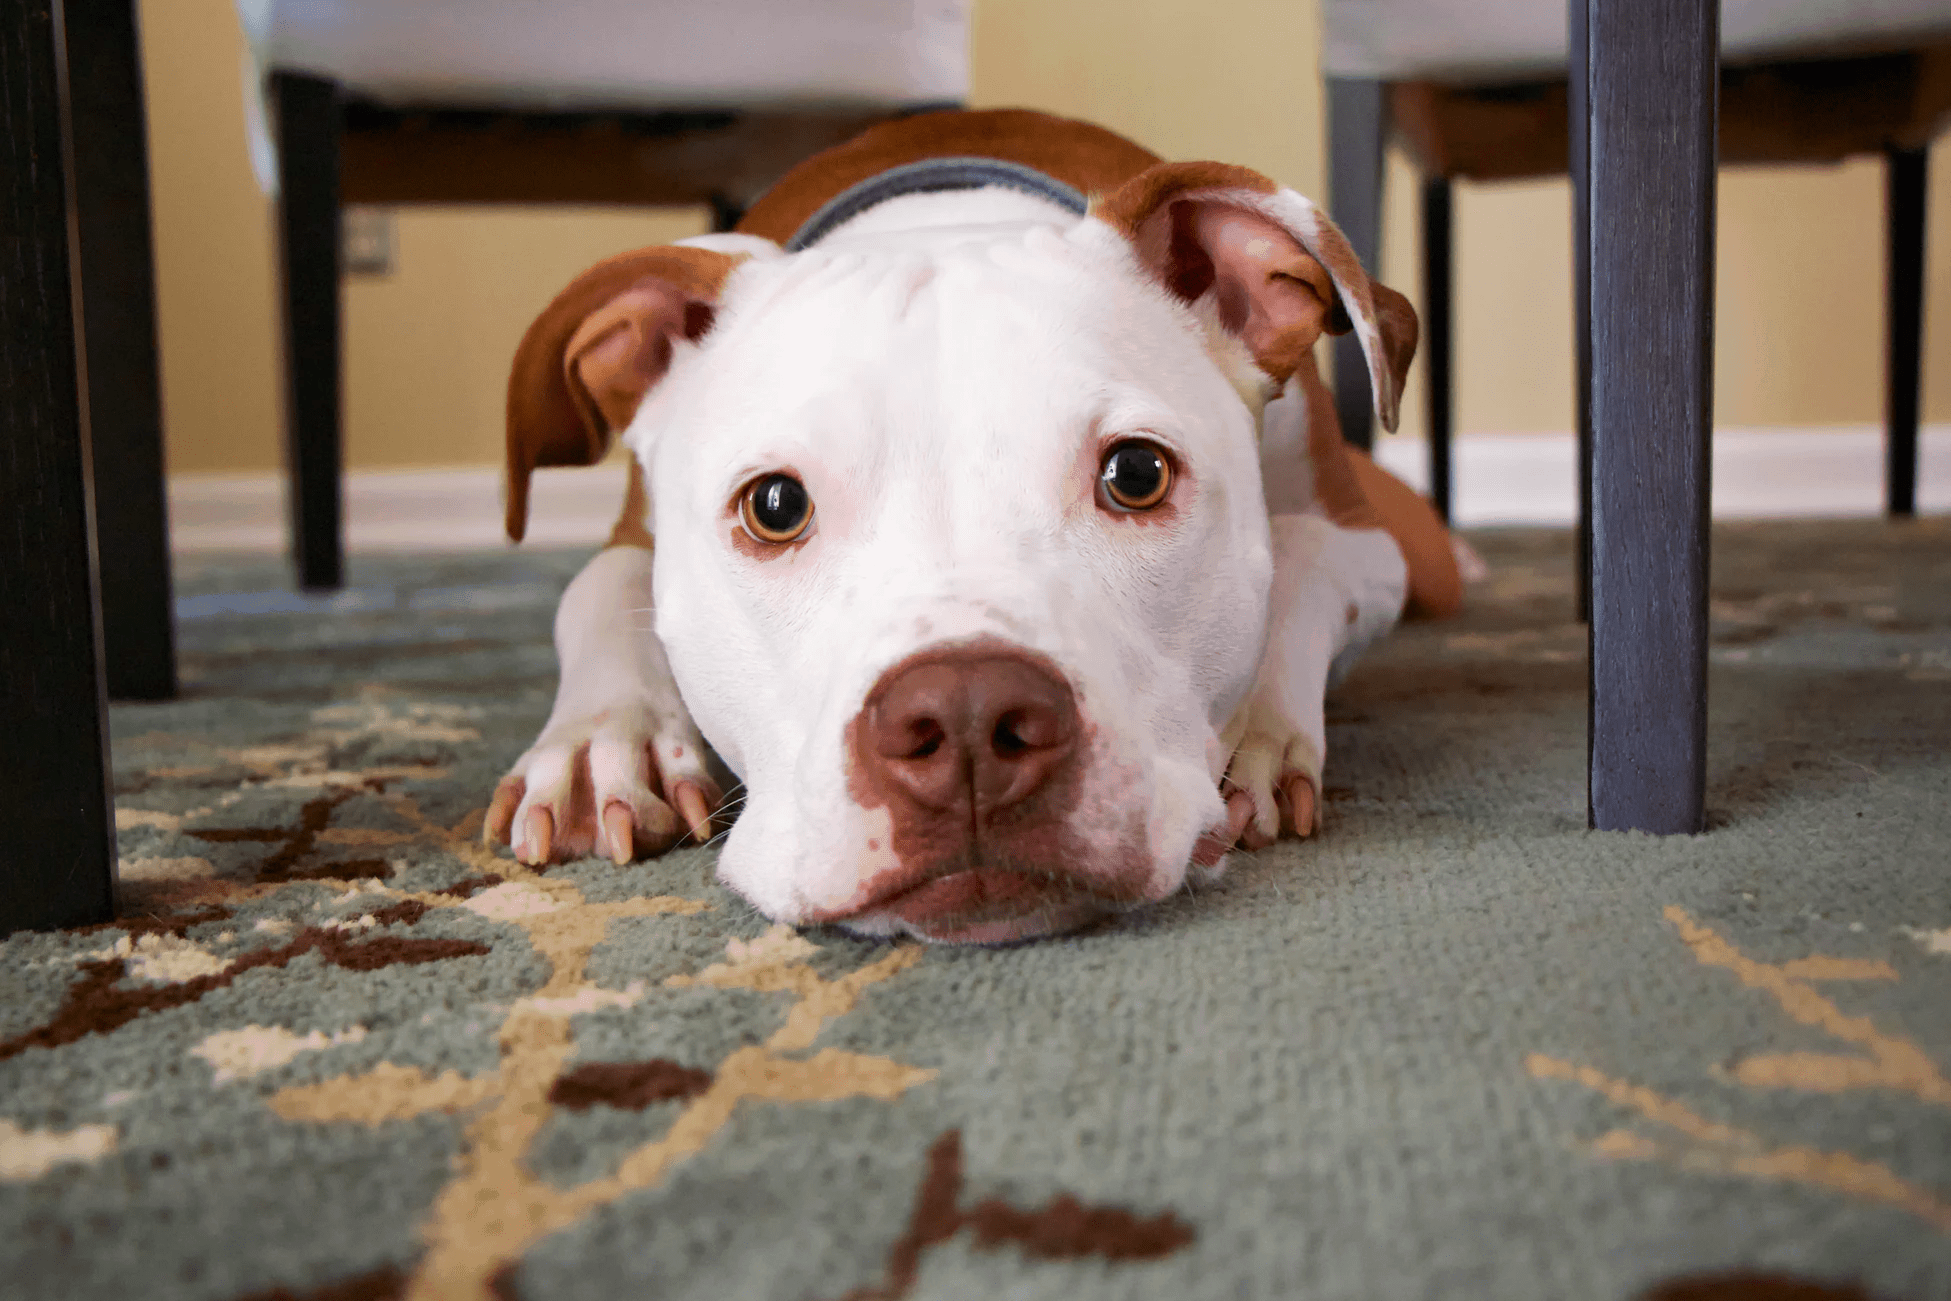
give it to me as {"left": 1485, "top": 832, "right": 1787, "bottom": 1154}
{"left": 817, "top": 865, "right": 1129, "bottom": 944}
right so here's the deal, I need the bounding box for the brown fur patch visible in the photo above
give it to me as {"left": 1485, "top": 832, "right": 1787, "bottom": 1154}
{"left": 737, "top": 108, "right": 1162, "bottom": 244}
{"left": 0, "top": 928, "right": 491, "bottom": 1062}
{"left": 548, "top": 1060, "right": 714, "bottom": 1111}
{"left": 505, "top": 246, "right": 741, "bottom": 541}
{"left": 833, "top": 1130, "right": 1195, "bottom": 1299}
{"left": 1090, "top": 160, "right": 1277, "bottom": 246}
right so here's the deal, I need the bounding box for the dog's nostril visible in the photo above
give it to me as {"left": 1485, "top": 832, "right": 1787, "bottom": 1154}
{"left": 993, "top": 713, "right": 1028, "bottom": 756}
{"left": 906, "top": 724, "right": 945, "bottom": 760}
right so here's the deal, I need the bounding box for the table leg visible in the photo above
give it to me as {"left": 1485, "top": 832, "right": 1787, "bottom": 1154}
{"left": 0, "top": 0, "right": 119, "bottom": 934}
{"left": 1578, "top": 0, "right": 1718, "bottom": 834}
{"left": 66, "top": 0, "right": 176, "bottom": 701}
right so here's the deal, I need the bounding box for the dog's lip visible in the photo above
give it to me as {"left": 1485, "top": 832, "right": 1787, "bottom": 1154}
{"left": 815, "top": 865, "right": 1126, "bottom": 940}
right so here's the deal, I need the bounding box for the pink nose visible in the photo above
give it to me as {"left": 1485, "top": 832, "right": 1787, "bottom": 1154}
{"left": 859, "top": 650, "right": 1080, "bottom": 821}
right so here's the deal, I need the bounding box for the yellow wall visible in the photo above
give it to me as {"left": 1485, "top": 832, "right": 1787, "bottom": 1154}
{"left": 141, "top": 0, "right": 1950, "bottom": 474}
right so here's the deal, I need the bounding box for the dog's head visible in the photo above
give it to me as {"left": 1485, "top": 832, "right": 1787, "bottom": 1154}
{"left": 506, "top": 163, "right": 1414, "bottom": 942}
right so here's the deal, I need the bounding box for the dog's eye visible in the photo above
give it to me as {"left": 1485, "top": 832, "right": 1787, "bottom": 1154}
{"left": 740, "top": 473, "right": 814, "bottom": 543}
{"left": 1098, "top": 440, "right": 1173, "bottom": 512}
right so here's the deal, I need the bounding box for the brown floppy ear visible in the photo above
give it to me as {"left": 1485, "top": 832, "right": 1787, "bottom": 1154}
{"left": 504, "top": 245, "right": 744, "bottom": 541}
{"left": 1094, "top": 162, "right": 1417, "bottom": 430}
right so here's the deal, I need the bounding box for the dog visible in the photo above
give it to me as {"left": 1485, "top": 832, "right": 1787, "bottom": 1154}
{"left": 485, "top": 109, "right": 1463, "bottom": 944}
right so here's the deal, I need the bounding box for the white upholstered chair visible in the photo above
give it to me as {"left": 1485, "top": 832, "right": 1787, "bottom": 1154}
{"left": 238, "top": 0, "right": 970, "bottom": 589}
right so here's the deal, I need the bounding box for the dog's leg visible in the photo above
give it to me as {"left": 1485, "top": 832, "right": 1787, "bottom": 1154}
{"left": 484, "top": 544, "right": 720, "bottom": 865}
{"left": 1223, "top": 514, "right": 1405, "bottom": 847}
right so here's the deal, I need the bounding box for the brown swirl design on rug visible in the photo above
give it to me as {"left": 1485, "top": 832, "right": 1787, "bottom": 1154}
{"left": 831, "top": 1129, "right": 1196, "bottom": 1301}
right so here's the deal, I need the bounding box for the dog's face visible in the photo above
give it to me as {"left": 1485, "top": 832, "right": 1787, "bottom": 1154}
{"left": 640, "top": 216, "right": 1274, "bottom": 941}
{"left": 506, "top": 163, "right": 1413, "bottom": 942}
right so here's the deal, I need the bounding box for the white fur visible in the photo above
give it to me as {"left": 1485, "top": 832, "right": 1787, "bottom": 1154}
{"left": 504, "top": 182, "right": 1410, "bottom": 934}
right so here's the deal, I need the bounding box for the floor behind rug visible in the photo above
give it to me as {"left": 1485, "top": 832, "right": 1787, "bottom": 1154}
{"left": 2, "top": 520, "right": 1947, "bottom": 1301}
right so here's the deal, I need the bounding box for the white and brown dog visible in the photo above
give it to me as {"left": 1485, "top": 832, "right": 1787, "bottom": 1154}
{"left": 486, "top": 109, "right": 1463, "bottom": 944}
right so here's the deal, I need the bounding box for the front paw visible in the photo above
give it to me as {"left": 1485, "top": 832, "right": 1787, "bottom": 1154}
{"left": 484, "top": 704, "right": 722, "bottom": 866}
{"left": 1222, "top": 709, "right": 1323, "bottom": 850}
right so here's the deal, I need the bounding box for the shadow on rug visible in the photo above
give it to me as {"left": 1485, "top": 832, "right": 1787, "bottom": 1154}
{"left": 2, "top": 520, "right": 1947, "bottom": 1300}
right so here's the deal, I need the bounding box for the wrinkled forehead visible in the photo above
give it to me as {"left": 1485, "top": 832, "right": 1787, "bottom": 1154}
{"left": 648, "top": 230, "right": 1227, "bottom": 478}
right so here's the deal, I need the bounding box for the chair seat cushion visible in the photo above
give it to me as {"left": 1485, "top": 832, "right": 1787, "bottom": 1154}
{"left": 1324, "top": 0, "right": 1951, "bottom": 81}
{"left": 241, "top": 0, "right": 967, "bottom": 107}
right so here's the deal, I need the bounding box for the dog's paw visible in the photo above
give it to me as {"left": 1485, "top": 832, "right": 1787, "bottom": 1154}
{"left": 483, "top": 703, "right": 722, "bottom": 866}
{"left": 1222, "top": 706, "right": 1323, "bottom": 851}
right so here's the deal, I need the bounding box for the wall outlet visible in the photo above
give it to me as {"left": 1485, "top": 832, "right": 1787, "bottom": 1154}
{"left": 342, "top": 207, "right": 395, "bottom": 276}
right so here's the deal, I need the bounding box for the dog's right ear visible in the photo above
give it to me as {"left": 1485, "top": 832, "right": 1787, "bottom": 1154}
{"left": 504, "top": 244, "right": 749, "bottom": 541}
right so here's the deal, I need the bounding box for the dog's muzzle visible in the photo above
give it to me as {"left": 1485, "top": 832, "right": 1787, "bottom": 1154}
{"left": 826, "top": 644, "right": 1145, "bottom": 942}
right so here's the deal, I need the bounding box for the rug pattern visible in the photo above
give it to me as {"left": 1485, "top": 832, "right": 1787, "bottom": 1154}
{"left": 1, "top": 521, "right": 1948, "bottom": 1300}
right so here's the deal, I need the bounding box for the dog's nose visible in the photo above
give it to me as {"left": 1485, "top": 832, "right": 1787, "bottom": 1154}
{"left": 862, "top": 651, "right": 1079, "bottom": 818}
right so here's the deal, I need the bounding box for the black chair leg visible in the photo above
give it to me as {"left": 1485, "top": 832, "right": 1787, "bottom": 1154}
{"left": 67, "top": 0, "right": 176, "bottom": 701}
{"left": 1577, "top": 0, "right": 1717, "bottom": 835}
{"left": 709, "top": 192, "right": 746, "bottom": 232}
{"left": 1, "top": 0, "right": 120, "bottom": 934}
{"left": 1327, "top": 77, "right": 1386, "bottom": 452}
{"left": 1886, "top": 145, "right": 1927, "bottom": 519}
{"left": 1421, "top": 174, "right": 1454, "bottom": 522}
{"left": 272, "top": 71, "right": 345, "bottom": 591}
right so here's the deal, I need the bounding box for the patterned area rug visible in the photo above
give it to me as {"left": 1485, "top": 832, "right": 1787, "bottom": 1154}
{"left": 2, "top": 519, "right": 1948, "bottom": 1301}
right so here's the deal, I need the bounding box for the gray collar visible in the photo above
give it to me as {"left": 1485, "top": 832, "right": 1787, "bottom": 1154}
{"left": 784, "top": 156, "right": 1089, "bottom": 252}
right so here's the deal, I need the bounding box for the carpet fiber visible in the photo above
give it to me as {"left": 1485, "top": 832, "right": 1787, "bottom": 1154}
{"left": 3, "top": 519, "right": 1948, "bottom": 1300}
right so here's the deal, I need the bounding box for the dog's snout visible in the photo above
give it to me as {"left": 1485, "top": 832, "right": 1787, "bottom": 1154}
{"left": 864, "top": 651, "right": 1079, "bottom": 817}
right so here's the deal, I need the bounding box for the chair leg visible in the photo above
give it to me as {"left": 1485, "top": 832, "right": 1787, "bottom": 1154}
{"left": 66, "top": 0, "right": 176, "bottom": 701}
{"left": 709, "top": 192, "right": 746, "bottom": 233}
{"left": 272, "top": 71, "right": 345, "bottom": 591}
{"left": 1327, "top": 77, "right": 1386, "bottom": 452}
{"left": 1886, "top": 145, "right": 1927, "bottom": 518}
{"left": 0, "top": 0, "right": 120, "bottom": 933}
{"left": 1578, "top": 0, "right": 1717, "bottom": 835}
{"left": 1421, "top": 174, "right": 1454, "bottom": 523}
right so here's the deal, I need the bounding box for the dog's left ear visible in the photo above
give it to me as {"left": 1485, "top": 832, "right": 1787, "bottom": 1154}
{"left": 503, "top": 240, "right": 764, "bottom": 541}
{"left": 1095, "top": 162, "right": 1417, "bottom": 431}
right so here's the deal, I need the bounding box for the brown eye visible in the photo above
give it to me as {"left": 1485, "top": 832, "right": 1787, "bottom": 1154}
{"left": 1098, "top": 440, "right": 1172, "bottom": 511}
{"left": 740, "top": 473, "right": 813, "bottom": 543}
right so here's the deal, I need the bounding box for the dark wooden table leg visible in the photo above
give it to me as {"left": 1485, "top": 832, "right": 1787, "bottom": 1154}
{"left": 1, "top": 0, "right": 119, "bottom": 934}
{"left": 1569, "top": 8, "right": 1593, "bottom": 623}
{"left": 1579, "top": 0, "right": 1718, "bottom": 835}
{"left": 1421, "top": 174, "right": 1454, "bottom": 522}
{"left": 272, "top": 71, "right": 344, "bottom": 591}
{"left": 1328, "top": 76, "right": 1386, "bottom": 451}
{"left": 65, "top": 0, "right": 175, "bottom": 700}
{"left": 1886, "top": 145, "right": 1926, "bottom": 519}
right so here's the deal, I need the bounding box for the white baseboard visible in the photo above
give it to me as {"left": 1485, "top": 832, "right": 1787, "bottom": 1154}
{"left": 168, "top": 425, "right": 1950, "bottom": 553}
{"left": 1371, "top": 424, "right": 1951, "bottom": 527}
{"left": 169, "top": 464, "right": 631, "bottom": 552}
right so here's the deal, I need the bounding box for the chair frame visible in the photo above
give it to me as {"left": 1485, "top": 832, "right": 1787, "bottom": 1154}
{"left": 1330, "top": 21, "right": 1941, "bottom": 833}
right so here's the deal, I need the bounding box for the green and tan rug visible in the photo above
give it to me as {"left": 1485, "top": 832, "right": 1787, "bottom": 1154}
{"left": 2, "top": 519, "right": 1948, "bottom": 1300}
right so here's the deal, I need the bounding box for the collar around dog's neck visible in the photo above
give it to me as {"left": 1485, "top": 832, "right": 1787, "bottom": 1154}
{"left": 784, "top": 156, "right": 1090, "bottom": 252}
